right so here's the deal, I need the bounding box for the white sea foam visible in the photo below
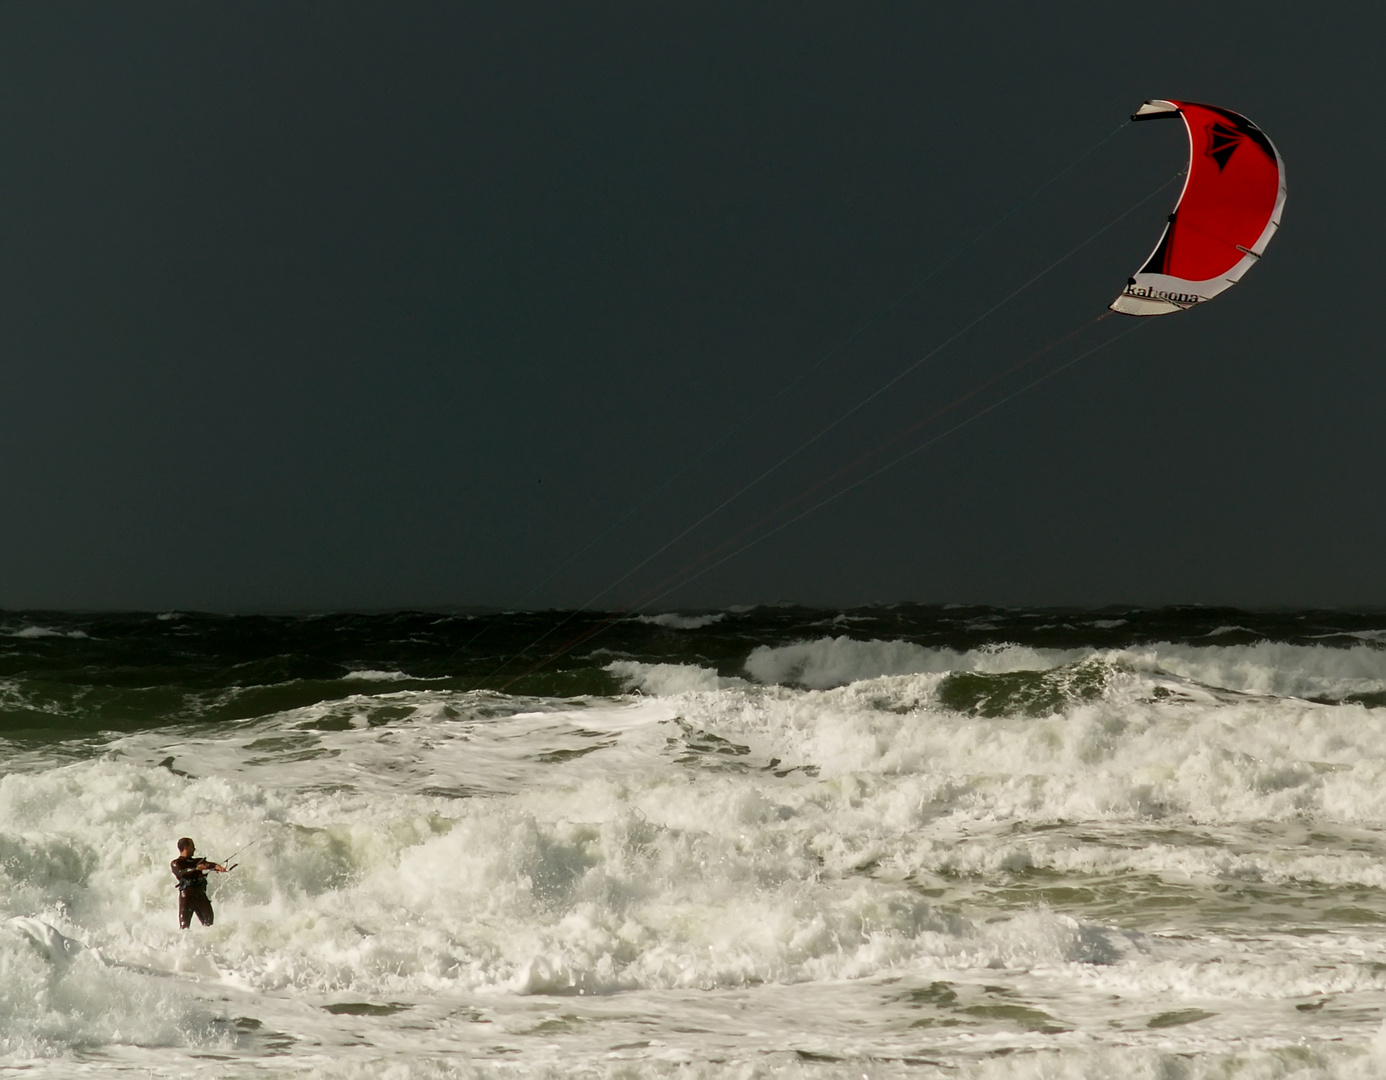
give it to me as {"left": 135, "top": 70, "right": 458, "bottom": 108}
{"left": 1131, "top": 640, "right": 1386, "bottom": 699}
{"left": 744, "top": 636, "right": 1083, "bottom": 688}
{"left": 606, "top": 661, "right": 747, "bottom": 695}
{"left": 739, "top": 634, "right": 1386, "bottom": 701}
{"left": 5, "top": 640, "right": 1386, "bottom": 1076}
{"left": 6, "top": 625, "right": 89, "bottom": 639}
{"left": 635, "top": 613, "right": 727, "bottom": 630}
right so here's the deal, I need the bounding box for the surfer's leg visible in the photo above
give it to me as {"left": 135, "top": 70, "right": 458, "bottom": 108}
{"left": 178, "top": 892, "right": 193, "bottom": 930}
{"left": 193, "top": 894, "right": 214, "bottom": 927}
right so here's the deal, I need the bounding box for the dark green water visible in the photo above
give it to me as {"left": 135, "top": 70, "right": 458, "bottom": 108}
{"left": 3, "top": 605, "right": 1383, "bottom": 741}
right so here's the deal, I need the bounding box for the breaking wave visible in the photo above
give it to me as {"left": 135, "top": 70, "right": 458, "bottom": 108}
{"left": 3, "top": 607, "right": 1386, "bottom": 1076}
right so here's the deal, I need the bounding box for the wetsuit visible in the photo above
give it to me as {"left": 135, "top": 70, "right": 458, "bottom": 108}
{"left": 171, "top": 856, "right": 216, "bottom": 928}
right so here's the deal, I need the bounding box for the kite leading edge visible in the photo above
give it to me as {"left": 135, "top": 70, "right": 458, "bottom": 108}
{"left": 1111, "top": 100, "right": 1286, "bottom": 317}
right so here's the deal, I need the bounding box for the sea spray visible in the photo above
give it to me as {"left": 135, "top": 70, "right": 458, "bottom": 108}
{"left": 2, "top": 606, "right": 1385, "bottom": 1077}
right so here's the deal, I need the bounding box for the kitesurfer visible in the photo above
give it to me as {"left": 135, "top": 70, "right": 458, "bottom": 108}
{"left": 171, "top": 837, "right": 226, "bottom": 929}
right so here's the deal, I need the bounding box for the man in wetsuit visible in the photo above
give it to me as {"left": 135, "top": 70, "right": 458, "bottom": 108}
{"left": 171, "top": 837, "right": 226, "bottom": 929}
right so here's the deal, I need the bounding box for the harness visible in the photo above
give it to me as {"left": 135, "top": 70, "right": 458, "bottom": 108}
{"left": 172, "top": 858, "right": 211, "bottom": 893}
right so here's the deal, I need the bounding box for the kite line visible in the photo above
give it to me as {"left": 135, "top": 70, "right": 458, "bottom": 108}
{"left": 492, "top": 313, "right": 1148, "bottom": 688}
{"left": 478, "top": 169, "right": 1180, "bottom": 687}
{"left": 425, "top": 119, "right": 1136, "bottom": 678}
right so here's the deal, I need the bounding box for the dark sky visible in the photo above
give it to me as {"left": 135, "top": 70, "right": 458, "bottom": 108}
{"left": 1, "top": 3, "right": 1381, "bottom": 611}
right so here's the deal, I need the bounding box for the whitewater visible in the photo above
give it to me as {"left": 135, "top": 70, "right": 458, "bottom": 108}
{"left": 3, "top": 606, "right": 1386, "bottom": 1078}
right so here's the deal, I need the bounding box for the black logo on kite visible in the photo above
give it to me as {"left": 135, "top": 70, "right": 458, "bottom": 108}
{"left": 1205, "top": 121, "right": 1243, "bottom": 171}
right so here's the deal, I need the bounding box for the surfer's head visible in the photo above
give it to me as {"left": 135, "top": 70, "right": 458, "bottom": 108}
{"left": 177, "top": 837, "right": 195, "bottom": 856}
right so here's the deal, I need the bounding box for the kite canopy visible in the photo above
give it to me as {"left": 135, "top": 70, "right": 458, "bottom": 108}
{"left": 1111, "top": 100, "right": 1286, "bottom": 317}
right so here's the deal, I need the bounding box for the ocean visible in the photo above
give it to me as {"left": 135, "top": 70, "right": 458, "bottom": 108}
{"left": 3, "top": 605, "right": 1386, "bottom": 1079}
